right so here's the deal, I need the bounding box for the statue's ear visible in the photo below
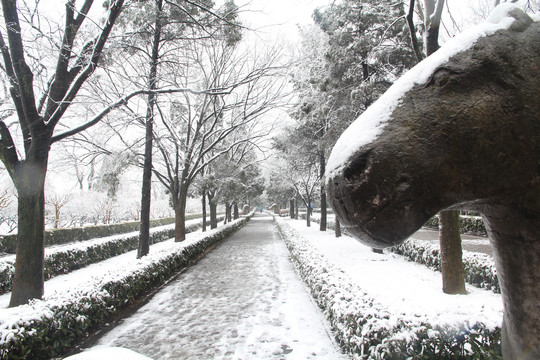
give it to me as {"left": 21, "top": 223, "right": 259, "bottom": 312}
{"left": 487, "top": 5, "right": 534, "bottom": 32}
{"left": 508, "top": 8, "right": 534, "bottom": 32}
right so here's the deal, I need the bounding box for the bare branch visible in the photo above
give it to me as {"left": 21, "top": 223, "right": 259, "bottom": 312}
{"left": 407, "top": 0, "right": 424, "bottom": 63}
{"left": 50, "top": 87, "right": 229, "bottom": 143}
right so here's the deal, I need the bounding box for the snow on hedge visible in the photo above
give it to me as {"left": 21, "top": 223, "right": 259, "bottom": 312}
{"left": 326, "top": 3, "right": 528, "bottom": 180}
{"left": 0, "top": 217, "right": 228, "bottom": 297}
{"left": 0, "top": 216, "right": 250, "bottom": 360}
{"left": 276, "top": 218, "right": 503, "bottom": 359}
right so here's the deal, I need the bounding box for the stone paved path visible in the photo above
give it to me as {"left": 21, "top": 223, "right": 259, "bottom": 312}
{"left": 89, "top": 213, "right": 349, "bottom": 360}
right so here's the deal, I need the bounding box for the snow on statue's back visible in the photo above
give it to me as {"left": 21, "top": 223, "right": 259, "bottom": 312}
{"left": 326, "top": 3, "right": 526, "bottom": 180}
{"left": 64, "top": 347, "right": 153, "bottom": 360}
{"left": 326, "top": 4, "right": 539, "bottom": 360}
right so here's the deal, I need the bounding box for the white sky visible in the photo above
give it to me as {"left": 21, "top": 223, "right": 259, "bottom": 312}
{"left": 234, "top": 0, "right": 330, "bottom": 40}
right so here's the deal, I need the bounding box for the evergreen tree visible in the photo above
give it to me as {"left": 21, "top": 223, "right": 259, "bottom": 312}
{"left": 289, "top": 0, "right": 416, "bottom": 231}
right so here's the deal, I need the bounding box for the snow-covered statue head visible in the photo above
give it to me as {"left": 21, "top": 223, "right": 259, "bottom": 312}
{"left": 326, "top": 5, "right": 539, "bottom": 360}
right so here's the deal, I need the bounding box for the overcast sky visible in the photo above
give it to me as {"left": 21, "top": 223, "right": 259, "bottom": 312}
{"left": 234, "top": 0, "right": 330, "bottom": 40}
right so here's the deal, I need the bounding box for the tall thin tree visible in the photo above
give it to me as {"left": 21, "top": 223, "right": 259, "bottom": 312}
{"left": 0, "top": 0, "right": 125, "bottom": 306}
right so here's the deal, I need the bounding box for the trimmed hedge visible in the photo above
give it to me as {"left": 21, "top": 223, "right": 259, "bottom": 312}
{"left": 389, "top": 240, "right": 500, "bottom": 293}
{"left": 0, "top": 215, "right": 250, "bottom": 360}
{"left": 0, "top": 214, "right": 211, "bottom": 254}
{"left": 304, "top": 215, "right": 499, "bottom": 293}
{"left": 302, "top": 213, "right": 487, "bottom": 237}
{"left": 276, "top": 219, "right": 502, "bottom": 359}
{"left": 0, "top": 217, "right": 224, "bottom": 295}
{"left": 424, "top": 215, "right": 487, "bottom": 236}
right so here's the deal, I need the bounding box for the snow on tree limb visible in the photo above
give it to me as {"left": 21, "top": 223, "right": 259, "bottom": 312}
{"left": 50, "top": 87, "right": 230, "bottom": 144}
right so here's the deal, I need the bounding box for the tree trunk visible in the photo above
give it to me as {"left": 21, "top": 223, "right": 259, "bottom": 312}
{"left": 422, "top": 0, "right": 465, "bottom": 295}
{"left": 319, "top": 150, "right": 327, "bottom": 232}
{"left": 202, "top": 191, "right": 207, "bottom": 232}
{"left": 335, "top": 217, "right": 342, "bottom": 237}
{"left": 10, "top": 161, "right": 47, "bottom": 307}
{"left": 289, "top": 199, "right": 295, "bottom": 219}
{"left": 306, "top": 196, "right": 311, "bottom": 227}
{"left": 295, "top": 195, "right": 299, "bottom": 220}
{"left": 439, "top": 210, "right": 467, "bottom": 294}
{"left": 233, "top": 202, "right": 239, "bottom": 220}
{"left": 406, "top": 0, "right": 424, "bottom": 63}
{"left": 224, "top": 202, "right": 232, "bottom": 224}
{"left": 425, "top": 26, "right": 441, "bottom": 56}
{"left": 54, "top": 204, "right": 60, "bottom": 229}
{"left": 208, "top": 193, "right": 217, "bottom": 229}
{"left": 174, "top": 191, "right": 187, "bottom": 242}
{"left": 137, "top": 0, "right": 162, "bottom": 259}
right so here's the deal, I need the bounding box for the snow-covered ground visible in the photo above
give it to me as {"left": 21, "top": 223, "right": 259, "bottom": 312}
{"left": 0, "top": 219, "right": 200, "bottom": 309}
{"left": 285, "top": 218, "right": 502, "bottom": 331}
{"left": 74, "top": 214, "right": 348, "bottom": 360}
{"left": 2, "top": 213, "right": 503, "bottom": 359}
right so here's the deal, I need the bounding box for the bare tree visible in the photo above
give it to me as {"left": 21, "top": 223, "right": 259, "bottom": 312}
{"left": 412, "top": 0, "right": 467, "bottom": 295}
{"left": 46, "top": 192, "right": 71, "bottom": 229}
{"left": 0, "top": 0, "right": 128, "bottom": 306}
{"left": 152, "top": 40, "right": 287, "bottom": 241}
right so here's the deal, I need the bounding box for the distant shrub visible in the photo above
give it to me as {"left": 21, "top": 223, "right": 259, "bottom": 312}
{"left": 389, "top": 240, "right": 500, "bottom": 293}
{"left": 0, "top": 216, "right": 224, "bottom": 295}
{"left": 0, "top": 214, "right": 208, "bottom": 254}
{"left": 425, "top": 215, "right": 487, "bottom": 236}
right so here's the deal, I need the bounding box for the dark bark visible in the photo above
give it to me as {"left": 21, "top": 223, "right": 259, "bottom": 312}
{"left": 319, "top": 150, "right": 327, "bottom": 232}
{"left": 439, "top": 210, "right": 467, "bottom": 294}
{"left": 233, "top": 202, "right": 239, "bottom": 219}
{"left": 425, "top": 26, "right": 441, "bottom": 56}
{"left": 224, "top": 202, "right": 232, "bottom": 223}
{"left": 9, "top": 160, "right": 47, "bottom": 307}
{"left": 208, "top": 192, "right": 217, "bottom": 229}
{"left": 202, "top": 191, "right": 207, "bottom": 232}
{"left": 138, "top": 0, "right": 163, "bottom": 259}
{"left": 335, "top": 217, "right": 341, "bottom": 237}
{"left": 294, "top": 195, "right": 299, "bottom": 220}
{"left": 289, "top": 199, "right": 295, "bottom": 219}
{"left": 174, "top": 193, "right": 187, "bottom": 242}
{"left": 406, "top": 0, "right": 424, "bottom": 63}
{"left": 306, "top": 196, "right": 311, "bottom": 227}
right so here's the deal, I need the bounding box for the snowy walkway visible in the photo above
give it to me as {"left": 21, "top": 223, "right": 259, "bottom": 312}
{"left": 85, "top": 213, "right": 349, "bottom": 360}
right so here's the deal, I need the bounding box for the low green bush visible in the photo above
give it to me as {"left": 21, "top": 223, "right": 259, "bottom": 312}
{"left": 389, "top": 240, "right": 500, "bottom": 293}
{"left": 304, "top": 215, "right": 499, "bottom": 293}
{"left": 0, "top": 214, "right": 211, "bottom": 254}
{"left": 0, "top": 217, "right": 224, "bottom": 296}
{"left": 0, "top": 216, "right": 250, "bottom": 360}
{"left": 276, "top": 219, "right": 501, "bottom": 359}
{"left": 425, "top": 215, "right": 487, "bottom": 236}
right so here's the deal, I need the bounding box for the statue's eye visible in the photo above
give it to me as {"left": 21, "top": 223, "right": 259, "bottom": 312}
{"left": 428, "top": 67, "right": 460, "bottom": 87}
{"left": 344, "top": 149, "right": 372, "bottom": 181}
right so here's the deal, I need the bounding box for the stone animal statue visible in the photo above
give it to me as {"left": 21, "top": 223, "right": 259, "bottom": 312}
{"left": 326, "top": 5, "right": 539, "bottom": 360}
{"left": 271, "top": 204, "right": 289, "bottom": 216}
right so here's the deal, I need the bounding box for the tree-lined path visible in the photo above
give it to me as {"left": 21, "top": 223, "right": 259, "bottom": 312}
{"left": 85, "top": 213, "right": 349, "bottom": 360}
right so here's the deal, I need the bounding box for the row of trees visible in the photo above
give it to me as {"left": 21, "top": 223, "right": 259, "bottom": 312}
{"left": 271, "top": 0, "right": 538, "bottom": 295}
{"left": 270, "top": 0, "right": 416, "bottom": 232}
{"left": 0, "top": 0, "right": 280, "bottom": 306}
